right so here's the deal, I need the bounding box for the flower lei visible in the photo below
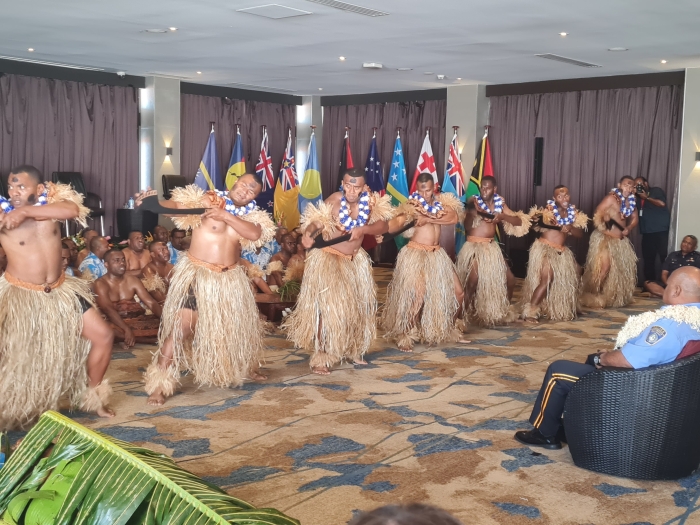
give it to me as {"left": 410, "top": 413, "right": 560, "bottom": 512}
{"left": 614, "top": 305, "right": 700, "bottom": 350}
{"left": 0, "top": 189, "right": 48, "bottom": 214}
{"left": 215, "top": 190, "right": 256, "bottom": 217}
{"left": 475, "top": 193, "right": 503, "bottom": 214}
{"left": 611, "top": 188, "right": 636, "bottom": 218}
{"left": 409, "top": 192, "right": 443, "bottom": 216}
{"left": 547, "top": 200, "right": 576, "bottom": 226}
{"left": 338, "top": 192, "right": 370, "bottom": 231}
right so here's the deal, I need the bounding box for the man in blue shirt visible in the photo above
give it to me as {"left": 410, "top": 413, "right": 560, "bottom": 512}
{"left": 78, "top": 236, "right": 109, "bottom": 280}
{"left": 515, "top": 266, "right": 700, "bottom": 449}
{"left": 167, "top": 228, "right": 186, "bottom": 265}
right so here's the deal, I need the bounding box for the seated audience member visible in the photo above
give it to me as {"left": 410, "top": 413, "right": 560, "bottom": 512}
{"left": 168, "top": 228, "right": 187, "bottom": 264}
{"left": 61, "top": 242, "right": 76, "bottom": 276}
{"left": 152, "top": 224, "right": 169, "bottom": 245}
{"left": 122, "top": 231, "right": 151, "bottom": 276}
{"left": 514, "top": 266, "right": 700, "bottom": 450}
{"left": 142, "top": 241, "right": 174, "bottom": 303}
{"left": 268, "top": 233, "right": 305, "bottom": 288}
{"left": 645, "top": 235, "right": 700, "bottom": 297}
{"left": 239, "top": 258, "right": 275, "bottom": 294}
{"left": 94, "top": 249, "right": 163, "bottom": 348}
{"left": 78, "top": 236, "right": 110, "bottom": 281}
{"left": 241, "top": 239, "right": 278, "bottom": 293}
{"left": 350, "top": 504, "right": 463, "bottom": 525}
{"left": 75, "top": 228, "right": 99, "bottom": 267}
{"left": 0, "top": 244, "right": 6, "bottom": 275}
{"left": 270, "top": 226, "right": 287, "bottom": 255}
{"left": 62, "top": 237, "right": 82, "bottom": 276}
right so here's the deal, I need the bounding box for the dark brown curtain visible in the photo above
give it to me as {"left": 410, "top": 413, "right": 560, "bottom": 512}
{"left": 0, "top": 73, "right": 138, "bottom": 236}
{"left": 488, "top": 85, "right": 683, "bottom": 267}
{"left": 321, "top": 100, "right": 447, "bottom": 198}
{"left": 180, "top": 94, "right": 296, "bottom": 185}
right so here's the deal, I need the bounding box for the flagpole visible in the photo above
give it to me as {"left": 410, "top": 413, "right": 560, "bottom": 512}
{"left": 372, "top": 127, "right": 377, "bottom": 138}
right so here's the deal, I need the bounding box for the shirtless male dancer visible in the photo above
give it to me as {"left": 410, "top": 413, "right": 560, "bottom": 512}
{"left": 581, "top": 176, "right": 638, "bottom": 308}
{"left": 283, "top": 167, "right": 393, "bottom": 374}
{"left": 382, "top": 172, "right": 469, "bottom": 351}
{"left": 456, "top": 176, "right": 530, "bottom": 326}
{"left": 136, "top": 173, "right": 275, "bottom": 405}
{"left": 520, "top": 185, "right": 589, "bottom": 322}
{"left": 0, "top": 165, "right": 114, "bottom": 429}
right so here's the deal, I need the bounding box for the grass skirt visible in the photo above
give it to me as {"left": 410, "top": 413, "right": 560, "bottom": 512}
{"left": 520, "top": 239, "right": 579, "bottom": 321}
{"left": 0, "top": 275, "right": 92, "bottom": 430}
{"left": 381, "top": 243, "right": 461, "bottom": 350}
{"left": 148, "top": 254, "right": 263, "bottom": 391}
{"left": 456, "top": 239, "right": 510, "bottom": 326}
{"left": 283, "top": 247, "right": 376, "bottom": 369}
{"left": 581, "top": 230, "right": 637, "bottom": 308}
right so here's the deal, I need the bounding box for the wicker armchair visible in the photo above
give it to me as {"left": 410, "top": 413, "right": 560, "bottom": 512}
{"left": 563, "top": 350, "right": 700, "bottom": 480}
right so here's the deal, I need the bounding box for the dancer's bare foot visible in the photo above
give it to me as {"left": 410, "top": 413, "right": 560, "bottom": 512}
{"left": 96, "top": 406, "right": 115, "bottom": 418}
{"left": 353, "top": 357, "right": 368, "bottom": 365}
{"left": 456, "top": 337, "right": 472, "bottom": 344}
{"left": 312, "top": 366, "right": 331, "bottom": 375}
{"left": 398, "top": 346, "right": 413, "bottom": 353}
{"left": 524, "top": 317, "right": 539, "bottom": 325}
{"left": 249, "top": 370, "right": 267, "bottom": 381}
{"left": 147, "top": 390, "right": 166, "bottom": 406}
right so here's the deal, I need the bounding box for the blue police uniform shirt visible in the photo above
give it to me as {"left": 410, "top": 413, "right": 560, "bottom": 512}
{"left": 620, "top": 303, "right": 700, "bottom": 369}
{"left": 167, "top": 242, "right": 183, "bottom": 265}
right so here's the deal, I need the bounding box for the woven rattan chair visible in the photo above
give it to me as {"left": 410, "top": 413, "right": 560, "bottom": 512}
{"left": 563, "top": 347, "right": 700, "bottom": 480}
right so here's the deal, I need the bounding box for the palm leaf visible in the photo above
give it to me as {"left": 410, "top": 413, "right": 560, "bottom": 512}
{"left": 0, "top": 412, "right": 299, "bottom": 525}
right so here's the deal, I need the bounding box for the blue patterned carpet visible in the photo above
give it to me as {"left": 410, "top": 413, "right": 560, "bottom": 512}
{"left": 16, "top": 269, "right": 700, "bottom": 524}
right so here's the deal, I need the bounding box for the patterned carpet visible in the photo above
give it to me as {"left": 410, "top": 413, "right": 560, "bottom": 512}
{"left": 14, "top": 268, "right": 700, "bottom": 524}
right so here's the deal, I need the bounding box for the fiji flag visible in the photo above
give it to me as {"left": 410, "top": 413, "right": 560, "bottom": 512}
{"left": 256, "top": 128, "right": 276, "bottom": 212}
{"left": 194, "top": 126, "right": 222, "bottom": 191}
{"left": 273, "top": 130, "right": 300, "bottom": 230}
{"left": 225, "top": 126, "right": 246, "bottom": 190}
{"left": 386, "top": 132, "right": 409, "bottom": 249}
{"left": 298, "top": 130, "right": 323, "bottom": 214}
{"left": 441, "top": 130, "right": 467, "bottom": 252}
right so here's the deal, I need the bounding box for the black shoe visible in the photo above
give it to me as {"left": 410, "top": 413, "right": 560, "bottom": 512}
{"left": 514, "top": 428, "right": 562, "bottom": 450}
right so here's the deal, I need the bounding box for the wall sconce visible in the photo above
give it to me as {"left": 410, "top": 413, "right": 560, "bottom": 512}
{"left": 165, "top": 147, "right": 173, "bottom": 157}
{"left": 696, "top": 152, "right": 700, "bottom": 162}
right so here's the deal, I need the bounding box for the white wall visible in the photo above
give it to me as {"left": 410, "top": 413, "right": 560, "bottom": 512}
{"left": 444, "top": 85, "right": 489, "bottom": 172}
{"left": 675, "top": 68, "right": 700, "bottom": 248}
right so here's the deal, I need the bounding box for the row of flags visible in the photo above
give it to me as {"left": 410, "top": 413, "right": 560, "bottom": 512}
{"left": 192, "top": 125, "right": 493, "bottom": 251}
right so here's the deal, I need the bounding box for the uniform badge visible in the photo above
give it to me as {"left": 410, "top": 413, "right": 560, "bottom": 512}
{"left": 646, "top": 325, "right": 667, "bottom": 345}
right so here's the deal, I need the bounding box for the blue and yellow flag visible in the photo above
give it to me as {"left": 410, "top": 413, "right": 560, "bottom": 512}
{"left": 225, "top": 127, "right": 246, "bottom": 190}
{"left": 193, "top": 127, "right": 221, "bottom": 191}
{"left": 386, "top": 133, "right": 409, "bottom": 249}
{"left": 273, "top": 130, "right": 300, "bottom": 230}
{"left": 298, "top": 131, "right": 323, "bottom": 214}
{"left": 441, "top": 130, "right": 466, "bottom": 252}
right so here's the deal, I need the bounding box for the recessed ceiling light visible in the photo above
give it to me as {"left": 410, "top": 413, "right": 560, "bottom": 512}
{"left": 27, "top": 48, "right": 34, "bottom": 52}
{"left": 608, "top": 47, "right": 628, "bottom": 52}
{"left": 661, "top": 59, "right": 667, "bottom": 64}
{"left": 457, "top": 77, "right": 462, "bottom": 80}
{"left": 318, "top": 87, "right": 323, "bottom": 91}
{"left": 397, "top": 68, "right": 412, "bottom": 71}
{"left": 143, "top": 29, "right": 168, "bottom": 33}
{"left": 559, "top": 32, "right": 568, "bottom": 36}
{"left": 423, "top": 72, "right": 433, "bottom": 75}
{"left": 339, "top": 56, "right": 346, "bottom": 61}
{"left": 197, "top": 71, "right": 202, "bottom": 74}
{"left": 169, "top": 27, "right": 178, "bottom": 31}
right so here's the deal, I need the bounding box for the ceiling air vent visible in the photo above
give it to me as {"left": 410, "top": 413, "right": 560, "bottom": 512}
{"left": 535, "top": 54, "right": 602, "bottom": 68}
{"left": 305, "top": 0, "right": 388, "bottom": 17}
{"left": 223, "top": 82, "right": 298, "bottom": 93}
{"left": 236, "top": 4, "right": 311, "bottom": 19}
{"left": 0, "top": 55, "right": 105, "bottom": 71}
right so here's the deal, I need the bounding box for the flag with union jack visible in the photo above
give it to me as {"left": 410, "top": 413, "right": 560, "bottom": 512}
{"left": 256, "top": 128, "right": 276, "bottom": 212}
{"left": 441, "top": 130, "right": 467, "bottom": 252}
{"left": 274, "top": 129, "right": 300, "bottom": 229}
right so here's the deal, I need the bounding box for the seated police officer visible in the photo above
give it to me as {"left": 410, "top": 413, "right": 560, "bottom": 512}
{"left": 644, "top": 235, "right": 700, "bottom": 298}
{"left": 515, "top": 266, "right": 700, "bottom": 449}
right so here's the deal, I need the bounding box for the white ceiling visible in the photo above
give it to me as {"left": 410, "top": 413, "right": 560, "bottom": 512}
{"left": 1, "top": 0, "right": 698, "bottom": 96}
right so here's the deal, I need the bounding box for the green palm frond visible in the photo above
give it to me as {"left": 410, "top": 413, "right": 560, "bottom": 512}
{"left": 0, "top": 412, "right": 299, "bottom": 525}
{"left": 277, "top": 281, "right": 301, "bottom": 302}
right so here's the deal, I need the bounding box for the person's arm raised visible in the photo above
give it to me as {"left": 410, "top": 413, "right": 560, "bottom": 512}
{"left": 3, "top": 201, "right": 80, "bottom": 229}
{"left": 200, "top": 208, "right": 262, "bottom": 241}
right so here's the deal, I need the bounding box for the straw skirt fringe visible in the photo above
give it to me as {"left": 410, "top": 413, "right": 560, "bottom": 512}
{"left": 381, "top": 244, "right": 461, "bottom": 350}
{"left": 456, "top": 240, "right": 510, "bottom": 326}
{"left": 145, "top": 255, "right": 263, "bottom": 393}
{"left": 520, "top": 239, "right": 580, "bottom": 321}
{"left": 581, "top": 230, "right": 637, "bottom": 308}
{"left": 283, "top": 248, "right": 376, "bottom": 369}
{"left": 0, "top": 275, "right": 92, "bottom": 430}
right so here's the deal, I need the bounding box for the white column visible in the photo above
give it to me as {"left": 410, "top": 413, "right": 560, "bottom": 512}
{"left": 444, "top": 85, "right": 489, "bottom": 171}
{"left": 296, "top": 95, "right": 323, "bottom": 184}
{"left": 675, "top": 69, "right": 700, "bottom": 248}
{"left": 139, "top": 76, "right": 181, "bottom": 226}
